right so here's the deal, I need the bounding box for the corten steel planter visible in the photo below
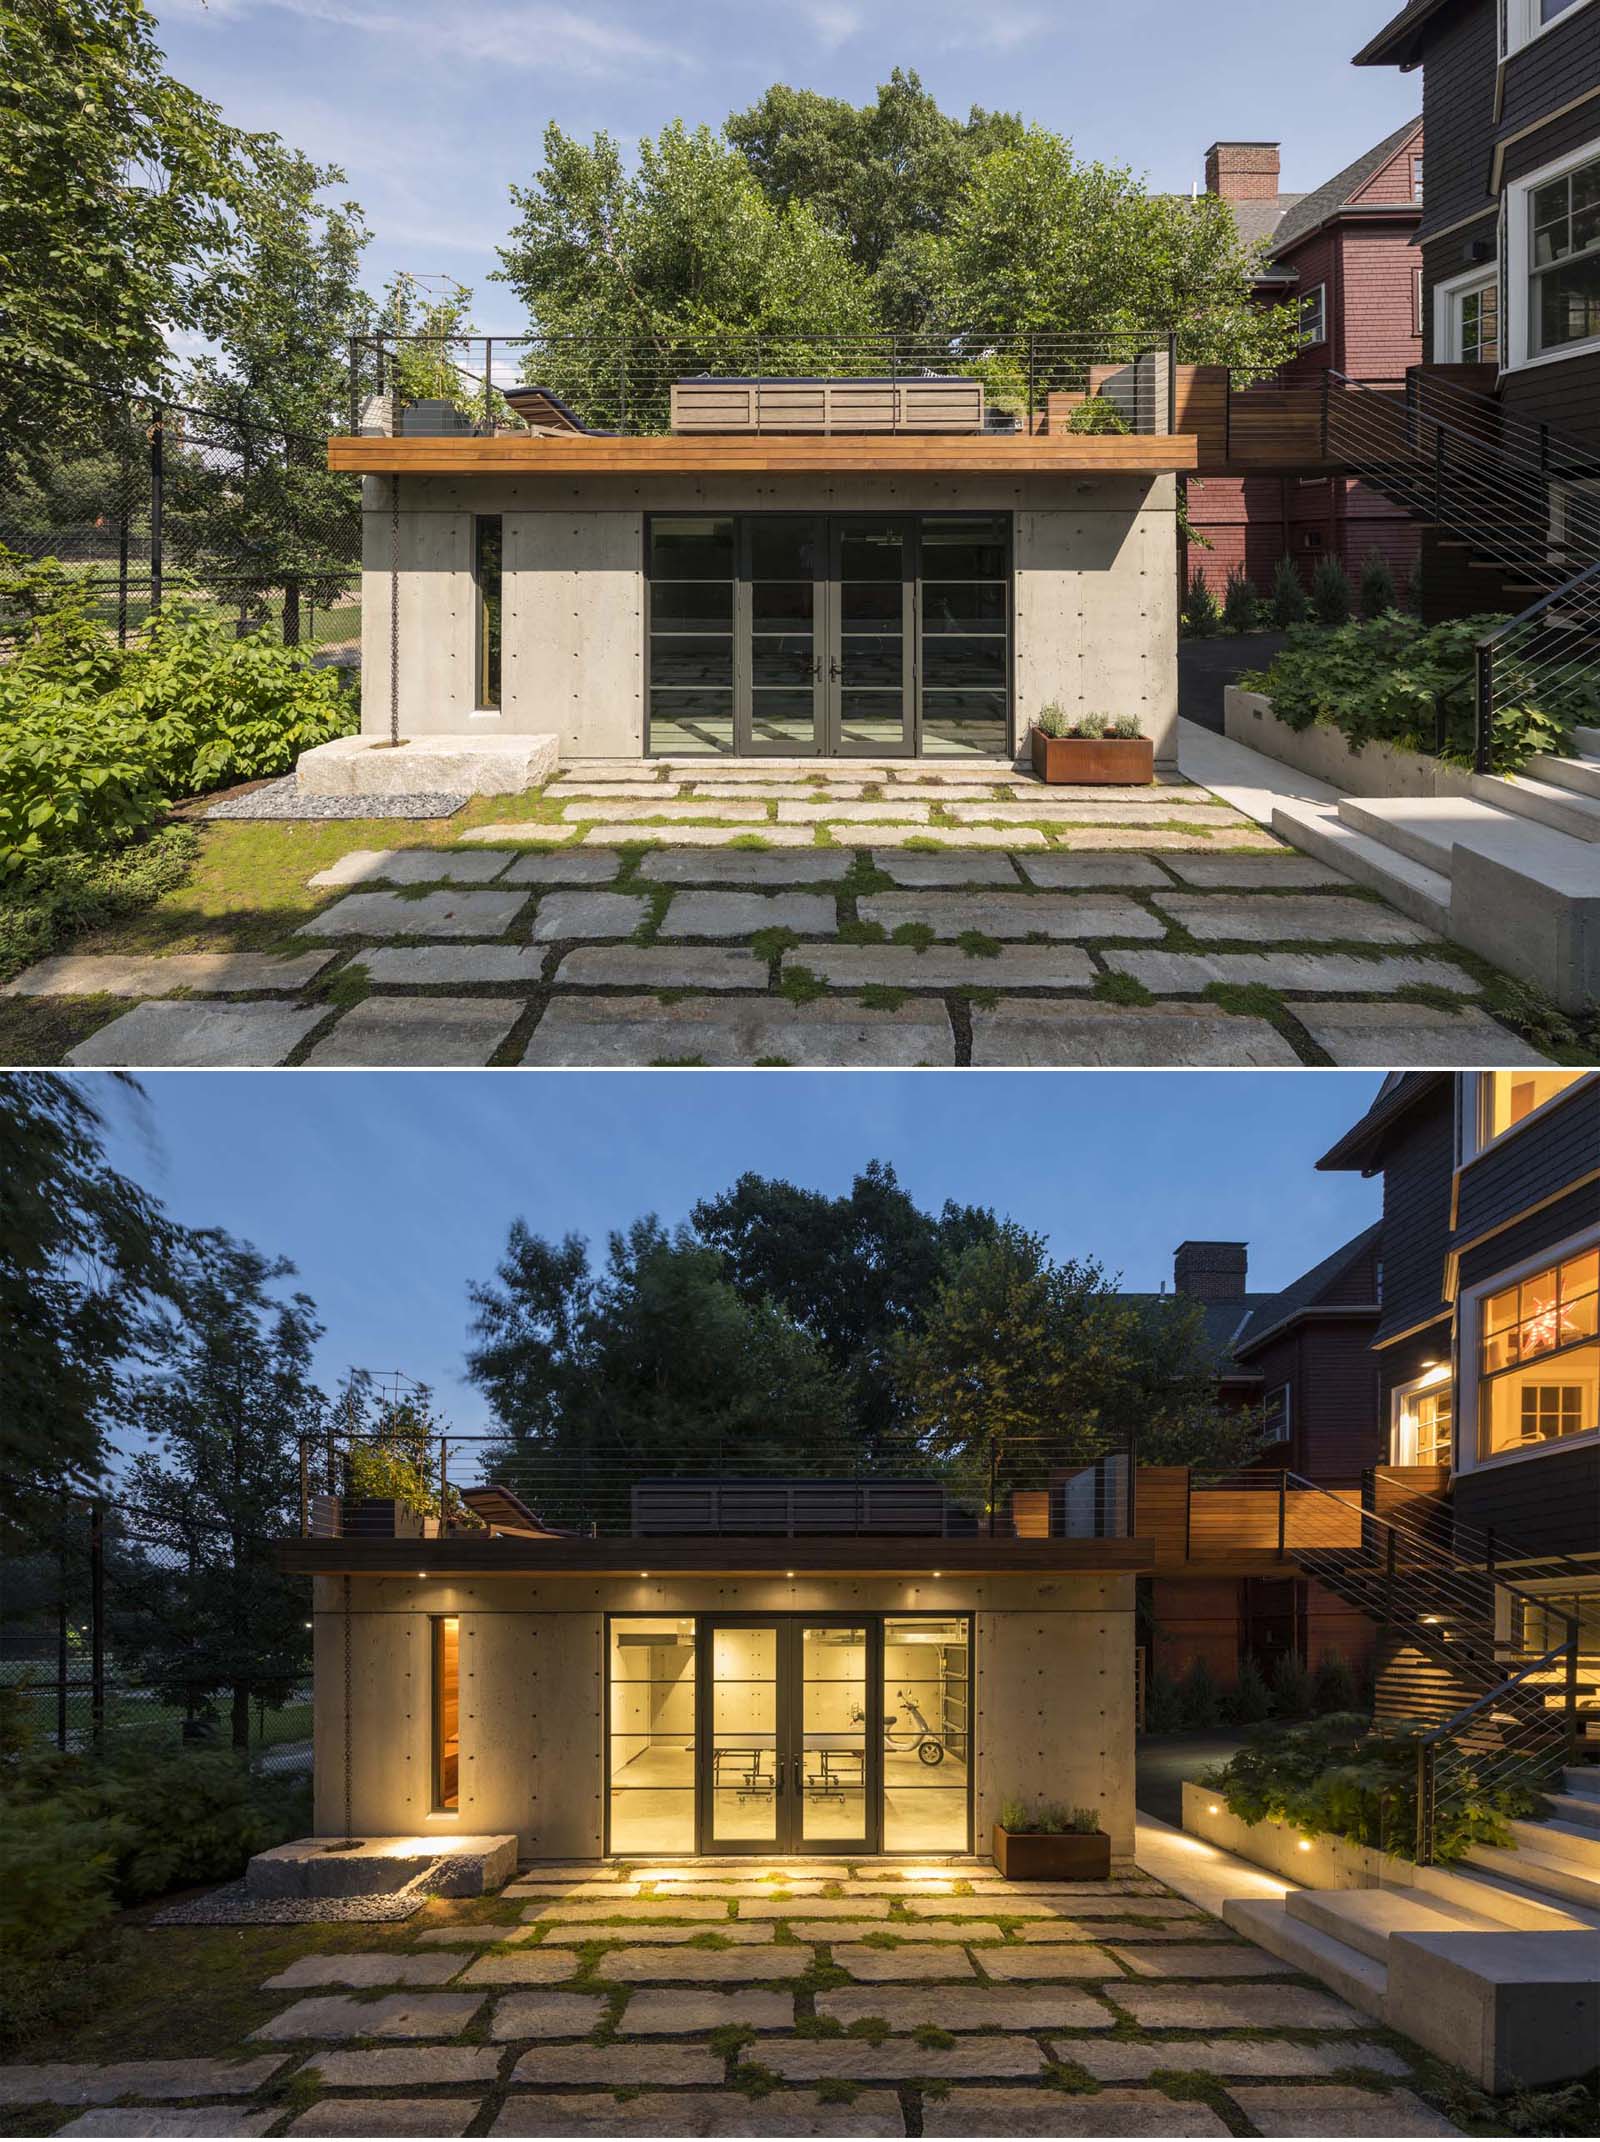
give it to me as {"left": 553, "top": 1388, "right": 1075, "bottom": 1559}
{"left": 992, "top": 1826, "right": 1112, "bottom": 1880}
{"left": 1030, "top": 729, "right": 1154, "bottom": 786}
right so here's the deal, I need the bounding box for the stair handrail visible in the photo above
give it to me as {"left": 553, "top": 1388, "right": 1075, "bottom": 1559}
{"left": 1414, "top": 1635, "right": 1580, "bottom": 1862}
{"left": 1328, "top": 367, "right": 1600, "bottom": 493}
{"left": 1468, "top": 559, "right": 1600, "bottom": 774}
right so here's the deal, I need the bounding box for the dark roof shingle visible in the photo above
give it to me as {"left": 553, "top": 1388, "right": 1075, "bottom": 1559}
{"left": 1268, "top": 115, "right": 1423, "bottom": 254}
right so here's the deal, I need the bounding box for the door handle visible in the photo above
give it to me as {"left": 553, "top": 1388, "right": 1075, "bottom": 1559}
{"left": 775, "top": 1753, "right": 785, "bottom": 1795}
{"left": 794, "top": 1754, "right": 804, "bottom": 1795}
{"left": 811, "top": 655, "right": 822, "bottom": 684}
{"left": 828, "top": 656, "right": 840, "bottom": 681}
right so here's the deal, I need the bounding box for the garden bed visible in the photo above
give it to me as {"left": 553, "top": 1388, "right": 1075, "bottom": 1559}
{"left": 1182, "top": 1778, "right": 1413, "bottom": 1889}
{"left": 1224, "top": 687, "right": 1480, "bottom": 802}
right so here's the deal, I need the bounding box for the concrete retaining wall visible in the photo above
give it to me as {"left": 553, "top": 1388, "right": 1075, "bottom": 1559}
{"left": 1182, "top": 1779, "right": 1414, "bottom": 1889}
{"left": 358, "top": 475, "right": 1178, "bottom": 761}
{"left": 312, "top": 1571, "right": 1137, "bottom": 1858}
{"left": 1223, "top": 687, "right": 1477, "bottom": 801}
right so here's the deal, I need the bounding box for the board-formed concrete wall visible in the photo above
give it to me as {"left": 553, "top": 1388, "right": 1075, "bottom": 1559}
{"left": 311, "top": 1570, "right": 1137, "bottom": 1858}
{"left": 358, "top": 472, "right": 1178, "bottom": 763}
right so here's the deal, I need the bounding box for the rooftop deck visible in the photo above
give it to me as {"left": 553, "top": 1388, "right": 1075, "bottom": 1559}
{"left": 327, "top": 430, "right": 1198, "bottom": 475}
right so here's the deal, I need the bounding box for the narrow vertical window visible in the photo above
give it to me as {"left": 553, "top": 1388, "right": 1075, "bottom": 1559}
{"left": 434, "top": 1616, "right": 460, "bottom": 1811}
{"left": 475, "top": 516, "right": 502, "bottom": 708}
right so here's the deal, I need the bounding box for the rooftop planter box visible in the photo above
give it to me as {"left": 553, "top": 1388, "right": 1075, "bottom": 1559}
{"left": 670, "top": 376, "right": 986, "bottom": 435}
{"left": 993, "top": 1803, "right": 1111, "bottom": 1879}
{"left": 1030, "top": 725, "right": 1153, "bottom": 786}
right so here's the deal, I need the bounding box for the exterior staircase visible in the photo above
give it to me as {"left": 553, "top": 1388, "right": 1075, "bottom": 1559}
{"left": 1224, "top": 1768, "right": 1600, "bottom": 2090}
{"left": 1254, "top": 371, "right": 1600, "bottom": 1009}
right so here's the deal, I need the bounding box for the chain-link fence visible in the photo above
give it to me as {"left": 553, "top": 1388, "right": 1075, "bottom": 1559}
{"left": 0, "top": 386, "right": 363, "bottom": 663}
{"left": 1, "top": 1493, "right": 312, "bottom": 1776}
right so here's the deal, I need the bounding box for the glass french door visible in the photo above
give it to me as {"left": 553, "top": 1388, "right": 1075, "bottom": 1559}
{"left": 701, "top": 1618, "right": 876, "bottom": 1854}
{"left": 827, "top": 519, "right": 914, "bottom": 757}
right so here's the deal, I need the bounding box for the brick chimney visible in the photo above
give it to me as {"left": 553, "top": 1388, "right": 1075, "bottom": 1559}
{"left": 1174, "top": 1240, "right": 1249, "bottom": 1302}
{"left": 1205, "top": 142, "right": 1282, "bottom": 202}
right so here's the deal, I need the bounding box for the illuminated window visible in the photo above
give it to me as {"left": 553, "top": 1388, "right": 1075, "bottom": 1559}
{"left": 1478, "top": 1249, "right": 1599, "bottom": 1456}
{"left": 881, "top": 1617, "right": 969, "bottom": 1852}
{"left": 608, "top": 1617, "right": 697, "bottom": 1854}
{"left": 433, "top": 1616, "right": 459, "bottom": 1811}
{"left": 1392, "top": 1375, "right": 1453, "bottom": 1467}
{"left": 1480, "top": 1070, "right": 1585, "bottom": 1144}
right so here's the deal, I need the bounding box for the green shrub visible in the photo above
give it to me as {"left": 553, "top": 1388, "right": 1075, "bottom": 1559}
{"left": 0, "top": 824, "right": 199, "bottom": 984}
{"left": 1065, "top": 396, "right": 1131, "bottom": 435}
{"left": 0, "top": 1794, "right": 125, "bottom": 2044}
{"left": 1221, "top": 567, "right": 1262, "bottom": 634}
{"left": 1270, "top": 1650, "right": 1316, "bottom": 1718}
{"left": 1107, "top": 715, "right": 1144, "bottom": 740}
{"left": 1075, "top": 711, "right": 1107, "bottom": 739}
{"left": 1269, "top": 555, "right": 1310, "bottom": 628}
{"left": 1227, "top": 1655, "right": 1273, "bottom": 1725}
{"left": 1311, "top": 1649, "right": 1360, "bottom": 1715}
{"left": 1197, "top": 1712, "right": 1549, "bottom": 1862}
{"left": 1311, "top": 555, "right": 1354, "bottom": 627}
{"left": 1236, "top": 612, "right": 1589, "bottom": 774}
{"left": 1182, "top": 567, "right": 1220, "bottom": 637}
{"left": 0, "top": 562, "right": 356, "bottom": 868}
{"left": 998, "top": 1799, "right": 1098, "bottom": 1834}
{"left": 1177, "top": 1656, "right": 1222, "bottom": 1729}
{"left": 1357, "top": 549, "right": 1397, "bottom": 618}
{"left": 1034, "top": 702, "right": 1071, "bottom": 739}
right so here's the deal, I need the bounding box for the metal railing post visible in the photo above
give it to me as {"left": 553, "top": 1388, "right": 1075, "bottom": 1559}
{"left": 483, "top": 337, "right": 494, "bottom": 431}
{"left": 1565, "top": 1627, "right": 1580, "bottom": 1765}
{"left": 1167, "top": 331, "right": 1178, "bottom": 437}
{"left": 117, "top": 511, "right": 129, "bottom": 647}
{"left": 1433, "top": 420, "right": 1445, "bottom": 523}
{"left": 349, "top": 338, "right": 360, "bottom": 436}
{"left": 148, "top": 407, "right": 164, "bottom": 618}
{"left": 440, "top": 1436, "right": 449, "bottom": 1527}
{"left": 90, "top": 1499, "right": 105, "bottom": 1748}
{"left": 299, "top": 1437, "right": 310, "bottom": 1536}
{"left": 1277, "top": 1473, "right": 1287, "bottom": 1560}
{"left": 1320, "top": 375, "right": 1330, "bottom": 463}
{"left": 1384, "top": 1529, "right": 1397, "bottom": 1626}
{"left": 1415, "top": 1740, "right": 1432, "bottom": 1864}
{"left": 1475, "top": 639, "right": 1495, "bottom": 775}
{"left": 1026, "top": 332, "right": 1036, "bottom": 437}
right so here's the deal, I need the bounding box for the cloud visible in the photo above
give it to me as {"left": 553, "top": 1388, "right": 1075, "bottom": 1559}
{"left": 165, "top": 0, "right": 689, "bottom": 75}
{"left": 803, "top": 2, "right": 861, "bottom": 49}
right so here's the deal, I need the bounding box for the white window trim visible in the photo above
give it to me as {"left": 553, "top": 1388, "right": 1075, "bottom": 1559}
{"left": 1391, "top": 1366, "right": 1454, "bottom": 1469}
{"left": 1458, "top": 1070, "right": 1596, "bottom": 1162}
{"left": 1300, "top": 284, "right": 1328, "bottom": 347}
{"left": 1433, "top": 262, "right": 1501, "bottom": 364}
{"left": 1502, "top": 0, "right": 1597, "bottom": 55}
{"left": 1457, "top": 1219, "right": 1600, "bottom": 1474}
{"left": 1261, "top": 1383, "right": 1292, "bottom": 1446}
{"left": 1504, "top": 134, "right": 1600, "bottom": 372}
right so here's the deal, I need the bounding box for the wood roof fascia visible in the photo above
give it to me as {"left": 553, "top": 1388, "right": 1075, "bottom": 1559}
{"left": 325, "top": 435, "right": 1199, "bottom": 477}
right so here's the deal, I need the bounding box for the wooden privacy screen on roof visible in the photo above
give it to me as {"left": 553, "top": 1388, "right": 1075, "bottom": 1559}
{"left": 630, "top": 1479, "right": 950, "bottom": 1537}
{"left": 670, "top": 377, "right": 986, "bottom": 435}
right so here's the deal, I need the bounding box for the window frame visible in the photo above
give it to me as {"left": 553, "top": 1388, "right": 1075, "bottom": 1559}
{"left": 1504, "top": 136, "right": 1600, "bottom": 370}
{"left": 1411, "top": 154, "right": 1425, "bottom": 203}
{"left": 1458, "top": 1225, "right": 1600, "bottom": 1470}
{"left": 1502, "top": 0, "right": 1594, "bottom": 54}
{"left": 1433, "top": 264, "right": 1501, "bottom": 366}
{"left": 1459, "top": 1071, "right": 1593, "bottom": 1162}
{"left": 1299, "top": 284, "right": 1328, "bottom": 348}
{"left": 431, "top": 1614, "right": 460, "bottom": 1815}
{"left": 473, "top": 514, "right": 502, "bottom": 711}
{"left": 1260, "top": 1383, "right": 1292, "bottom": 1447}
{"left": 1390, "top": 1369, "right": 1455, "bottom": 1469}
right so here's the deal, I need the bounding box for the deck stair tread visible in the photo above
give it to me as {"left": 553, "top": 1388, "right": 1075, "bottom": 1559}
{"left": 1221, "top": 1896, "right": 1388, "bottom": 2015}
{"left": 1337, "top": 793, "right": 1600, "bottom": 892}
{"left": 1471, "top": 769, "right": 1600, "bottom": 840}
{"left": 1413, "top": 1859, "right": 1600, "bottom": 1931}
{"left": 1267, "top": 798, "right": 1452, "bottom": 932}
{"left": 1286, "top": 1886, "right": 1503, "bottom": 1964}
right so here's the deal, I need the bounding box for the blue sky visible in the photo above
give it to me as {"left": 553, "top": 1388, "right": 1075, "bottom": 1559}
{"left": 93, "top": 1071, "right": 1382, "bottom": 1438}
{"left": 151, "top": 0, "right": 1421, "bottom": 307}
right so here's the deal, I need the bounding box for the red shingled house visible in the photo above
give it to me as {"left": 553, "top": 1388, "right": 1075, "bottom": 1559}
{"left": 1186, "top": 123, "right": 1427, "bottom": 593}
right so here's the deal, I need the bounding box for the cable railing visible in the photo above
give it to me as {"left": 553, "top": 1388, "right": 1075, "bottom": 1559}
{"left": 342, "top": 329, "right": 1191, "bottom": 441}
{"left": 1417, "top": 1640, "right": 1581, "bottom": 1864}
{"left": 1316, "top": 368, "right": 1600, "bottom": 772}
{"left": 294, "top": 1430, "right": 1140, "bottom": 1543}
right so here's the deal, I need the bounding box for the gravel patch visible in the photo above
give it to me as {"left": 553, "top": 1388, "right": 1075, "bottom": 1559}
{"left": 205, "top": 778, "right": 466, "bottom": 820}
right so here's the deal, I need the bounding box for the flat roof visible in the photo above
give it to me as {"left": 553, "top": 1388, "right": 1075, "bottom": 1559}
{"left": 327, "top": 434, "right": 1198, "bottom": 477}
{"left": 280, "top": 1534, "right": 1153, "bottom": 1577}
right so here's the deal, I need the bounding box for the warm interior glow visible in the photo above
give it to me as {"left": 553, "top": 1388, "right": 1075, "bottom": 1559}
{"left": 1483, "top": 1070, "right": 1584, "bottom": 1142}
{"left": 433, "top": 1616, "right": 459, "bottom": 1812}
{"left": 1479, "top": 1249, "right": 1598, "bottom": 1456}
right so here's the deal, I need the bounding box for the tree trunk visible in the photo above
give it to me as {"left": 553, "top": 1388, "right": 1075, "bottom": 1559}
{"left": 232, "top": 1683, "right": 251, "bottom": 1750}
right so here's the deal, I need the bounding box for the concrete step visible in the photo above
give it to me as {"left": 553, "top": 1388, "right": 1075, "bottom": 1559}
{"left": 1222, "top": 1895, "right": 1388, "bottom": 2018}
{"left": 1286, "top": 1884, "right": 1503, "bottom": 1964}
{"left": 1466, "top": 1839, "right": 1600, "bottom": 1911}
{"left": 1564, "top": 1765, "right": 1600, "bottom": 1802}
{"left": 1337, "top": 793, "right": 1600, "bottom": 892}
{"left": 1268, "top": 798, "right": 1452, "bottom": 934}
{"left": 1507, "top": 1815, "right": 1600, "bottom": 1869}
{"left": 1472, "top": 769, "right": 1600, "bottom": 841}
{"left": 1412, "top": 1857, "right": 1600, "bottom": 1931}
{"left": 1546, "top": 1790, "right": 1600, "bottom": 1832}
{"left": 1528, "top": 751, "right": 1600, "bottom": 803}
{"left": 1575, "top": 724, "right": 1600, "bottom": 759}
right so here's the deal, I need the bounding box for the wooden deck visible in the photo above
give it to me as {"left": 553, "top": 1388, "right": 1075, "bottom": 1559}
{"left": 326, "top": 433, "right": 1199, "bottom": 476}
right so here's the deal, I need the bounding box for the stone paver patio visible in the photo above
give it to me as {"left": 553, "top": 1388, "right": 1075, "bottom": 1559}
{"left": 3, "top": 763, "right": 1549, "bottom": 1067}
{"left": 0, "top": 1856, "right": 1486, "bottom": 2137}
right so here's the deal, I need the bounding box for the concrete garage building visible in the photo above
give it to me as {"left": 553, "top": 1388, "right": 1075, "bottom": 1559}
{"left": 281, "top": 1478, "right": 1148, "bottom": 1863}
{"left": 323, "top": 365, "right": 1196, "bottom": 771}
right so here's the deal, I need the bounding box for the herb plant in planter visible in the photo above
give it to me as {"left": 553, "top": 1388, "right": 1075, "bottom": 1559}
{"left": 1030, "top": 705, "right": 1153, "bottom": 785}
{"left": 993, "top": 1798, "right": 1111, "bottom": 1879}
